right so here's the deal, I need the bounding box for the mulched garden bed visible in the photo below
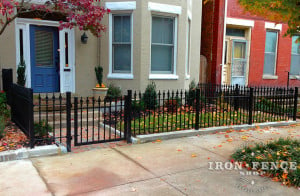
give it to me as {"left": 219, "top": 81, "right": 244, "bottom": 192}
{"left": 0, "top": 122, "right": 29, "bottom": 152}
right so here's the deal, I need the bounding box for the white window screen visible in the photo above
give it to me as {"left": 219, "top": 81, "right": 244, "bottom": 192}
{"left": 151, "top": 16, "right": 175, "bottom": 74}
{"left": 112, "top": 15, "right": 131, "bottom": 73}
{"left": 35, "top": 30, "right": 53, "bottom": 66}
{"left": 263, "top": 31, "right": 278, "bottom": 75}
{"left": 290, "top": 36, "right": 300, "bottom": 75}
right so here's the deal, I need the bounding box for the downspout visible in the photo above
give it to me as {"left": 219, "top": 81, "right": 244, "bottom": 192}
{"left": 221, "top": 0, "right": 228, "bottom": 85}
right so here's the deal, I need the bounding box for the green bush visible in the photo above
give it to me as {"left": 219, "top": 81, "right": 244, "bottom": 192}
{"left": 17, "top": 59, "right": 26, "bottom": 86}
{"left": 0, "top": 115, "right": 5, "bottom": 139}
{"left": 132, "top": 100, "right": 145, "bottom": 114}
{"left": 143, "top": 81, "right": 157, "bottom": 110}
{"left": 34, "top": 120, "right": 53, "bottom": 137}
{"left": 106, "top": 83, "right": 122, "bottom": 100}
{"left": 95, "top": 66, "right": 103, "bottom": 85}
{"left": 0, "top": 91, "right": 10, "bottom": 118}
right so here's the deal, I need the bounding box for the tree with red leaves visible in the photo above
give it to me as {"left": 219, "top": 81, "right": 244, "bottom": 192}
{"left": 0, "top": 0, "right": 110, "bottom": 36}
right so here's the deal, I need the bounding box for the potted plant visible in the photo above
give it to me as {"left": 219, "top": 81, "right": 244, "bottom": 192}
{"left": 93, "top": 66, "right": 108, "bottom": 100}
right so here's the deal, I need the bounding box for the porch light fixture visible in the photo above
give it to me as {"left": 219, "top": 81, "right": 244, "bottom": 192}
{"left": 81, "top": 32, "right": 88, "bottom": 44}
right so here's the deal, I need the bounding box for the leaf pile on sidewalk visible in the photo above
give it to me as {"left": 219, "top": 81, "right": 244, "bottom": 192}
{"left": 231, "top": 138, "right": 300, "bottom": 188}
{"left": 0, "top": 122, "right": 29, "bottom": 152}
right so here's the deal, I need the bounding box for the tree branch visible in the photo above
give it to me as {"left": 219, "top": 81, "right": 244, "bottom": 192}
{"left": 0, "top": 0, "right": 25, "bottom": 36}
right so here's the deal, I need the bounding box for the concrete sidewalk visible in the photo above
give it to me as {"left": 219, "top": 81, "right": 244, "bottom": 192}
{"left": 0, "top": 124, "right": 299, "bottom": 196}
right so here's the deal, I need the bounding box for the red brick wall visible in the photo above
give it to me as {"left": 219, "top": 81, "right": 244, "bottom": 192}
{"left": 227, "top": 0, "right": 300, "bottom": 87}
{"left": 201, "top": 0, "right": 225, "bottom": 84}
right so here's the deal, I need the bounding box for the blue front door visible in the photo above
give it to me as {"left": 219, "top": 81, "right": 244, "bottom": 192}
{"left": 30, "top": 25, "right": 59, "bottom": 93}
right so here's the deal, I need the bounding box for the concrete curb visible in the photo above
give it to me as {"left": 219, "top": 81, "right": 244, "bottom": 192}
{"left": 132, "top": 121, "right": 299, "bottom": 144}
{"left": 0, "top": 144, "right": 67, "bottom": 162}
{"left": 100, "top": 123, "right": 137, "bottom": 143}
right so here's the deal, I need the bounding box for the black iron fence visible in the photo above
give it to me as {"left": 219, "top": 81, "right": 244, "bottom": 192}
{"left": 1, "top": 69, "right": 299, "bottom": 151}
{"left": 126, "top": 84, "right": 298, "bottom": 136}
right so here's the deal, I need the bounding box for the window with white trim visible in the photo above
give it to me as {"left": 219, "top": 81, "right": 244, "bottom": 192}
{"left": 186, "top": 19, "right": 191, "bottom": 76}
{"left": 263, "top": 30, "right": 278, "bottom": 75}
{"left": 112, "top": 14, "right": 132, "bottom": 73}
{"left": 151, "top": 16, "right": 175, "bottom": 74}
{"left": 290, "top": 35, "right": 300, "bottom": 75}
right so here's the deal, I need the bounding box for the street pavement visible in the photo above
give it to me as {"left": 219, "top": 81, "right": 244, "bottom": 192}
{"left": 0, "top": 124, "right": 299, "bottom": 196}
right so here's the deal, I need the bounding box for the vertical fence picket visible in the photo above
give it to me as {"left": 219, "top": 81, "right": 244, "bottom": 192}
{"left": 59, "top": 94, "right": 62, "bottom": 143}
{"left": 293, "top": 87, "right": 298, "bottom": 121}
{"left": 97, "top": 97, "right": 100, "bottom": 141}
{"left": 74, "top": 97, "right": 78, "bottom": 146}
{"left": 248, "top": 87, "right": 254, "bottom": 125}
{"left": 52, "top": 94, "right": 55, "bottom": 141}
{"left": 66, "top": 92, "right": 72, "bottom": 152}
{"left": 126, "top": 90, "right": 132, "bottom": 143}
{"left": 195, "top": 88, "right": 200, "bottom": 130}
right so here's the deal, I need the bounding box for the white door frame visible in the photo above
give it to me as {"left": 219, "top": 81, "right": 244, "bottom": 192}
{"left": 15, "top": 18, "right": 76, "bottom": 93}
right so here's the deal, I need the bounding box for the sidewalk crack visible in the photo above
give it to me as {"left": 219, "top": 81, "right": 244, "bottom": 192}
{"left": 30, "top": 159, "right": 55, "bottom": 196}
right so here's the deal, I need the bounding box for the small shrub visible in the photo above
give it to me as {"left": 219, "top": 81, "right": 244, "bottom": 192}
{"left": 34, "top": 120, "right": 53, "bottom": 137}
{"left": 143, "top": 81, "right": 157, "bottom": 110}
{"left": 132, "top": 100, "right": 145, "bottom": 115}
{"left": 95, "top": 66, "right": 103, "bottom": 85}
{"left": 17, "top": 59, "right": 26, "bottom": 86}
{"left": 106, "top": 83, "right": 122, "bottom": 100}
{"left": 0, "top": 115, "right": 5, "bottom": 139}
{"left": 0, "top": 91, "right": 10, "bottom": 118}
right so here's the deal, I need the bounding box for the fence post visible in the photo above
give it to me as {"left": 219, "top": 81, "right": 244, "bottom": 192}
{"left": 66, "top": 92, "right": 72, "bottom": 152}
{"left": 29, "top": 88, "right": 35, "bottom": 148}
{"left": 74, "top": 97, "right": 78, "bottom": 146}
{"left": 195, "top": 88, "right": 200, "bottom": 130}
{"left": 125, "top": 90, "right": 132, "bottom": 143}
{"left": 234, "top": 84, "right": 239, "bottom": 111}
{"left": 248, "top": 87, "right": 254, "bottom": 125}
{"left": 293, "top": 87, "right": 298, "bottom": 121}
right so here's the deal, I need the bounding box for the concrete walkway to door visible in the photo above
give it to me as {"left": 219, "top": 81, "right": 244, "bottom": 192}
{"left": 0, "top": 124, "right": 299, "bottom": 196}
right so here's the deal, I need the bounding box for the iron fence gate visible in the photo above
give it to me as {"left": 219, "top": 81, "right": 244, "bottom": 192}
{"left": 34, "top": 92, "right": 131, "bottom": 151}
{"left": 72, "top": 93, "right": 131, "bottom": 146}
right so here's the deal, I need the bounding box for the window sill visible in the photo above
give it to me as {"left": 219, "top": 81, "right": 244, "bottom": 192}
{"left": 107, "top": 73, "right": 134, "bottom": 80}
{"left": 289, "top": 75, "right": 300, "bottom": 80}
{"left": 185, "top": 75, "right": 190, "bottom": 80}
{"left": 262, "top": 75, "right": 278, "bottom": 80}
{"left": 149, "top": 74, "right": 179, "bottom": 80}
